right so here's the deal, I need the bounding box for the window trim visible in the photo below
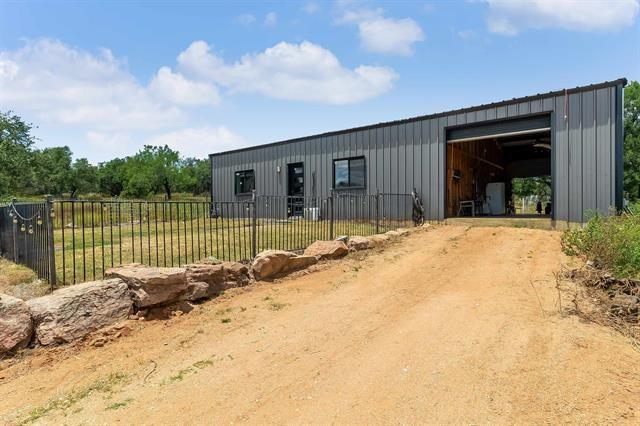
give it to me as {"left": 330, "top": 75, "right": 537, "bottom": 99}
{"left": 332, "top": 156, "right": 366, "bottom": 190}
{"left": 234, "top": 169, "right": 255, "bottom": 196}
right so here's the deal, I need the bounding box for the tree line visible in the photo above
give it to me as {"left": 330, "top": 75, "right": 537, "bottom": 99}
{"left": 0, "top": 111, "right": 211, "bottom": 200}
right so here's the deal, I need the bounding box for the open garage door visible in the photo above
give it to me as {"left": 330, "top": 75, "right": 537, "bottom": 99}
{"left": 446, "top": 115, "right": 552, "bottom": 219}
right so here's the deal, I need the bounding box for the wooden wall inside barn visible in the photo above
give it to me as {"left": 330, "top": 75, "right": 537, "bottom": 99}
{"left": 446, "top": 140, "right": 504, "bottom": 217}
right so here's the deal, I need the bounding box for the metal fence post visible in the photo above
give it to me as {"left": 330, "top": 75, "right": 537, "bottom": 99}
{"left": 45, "top": 195, "right": 57, "bottom": 290}
{"left": 375, "top": 190, "right": 380, "bottom": 234}
{"left": 11, "top": 197, "right": 18, "bottom": 262}
{"left": 251, "top": 190, "right": 257, "bottom": 258}
{"left": 328, "top": 190, "right": 334, "bottom": 240}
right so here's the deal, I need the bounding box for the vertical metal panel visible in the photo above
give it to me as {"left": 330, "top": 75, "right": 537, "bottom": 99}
{"left": 418, "top": 120, "right": 428, "bottom": 215}
{"left": 398, "top": 124, "right": 407, "bottom": 194}
{"left": 581, "top": 90, "right": 597, "bottom": 215}
{"left": 531, "top": 99, "right": 542, "bottom": 114}
{"left": 611, "top": 86, "right": 620, "bottom": 208}
{"left": 465, "top": 110, "right": 476, "bottom": 124}
{"left": 614, "top": 84, "right": 624, "bottom": 209}
{"left": 568, "top": 92, "right": 583, "bottom": 223}
{"left": 518, "top": 101, "right": 530, "bottom": 115}
{"left": 429, "top": 118, "right": 438, "bottom": 219}
{"left": 375, "top": 127, "right": 384, "bottom": 192}
{"left": 554, "top": 95, "right": 569, "bottom": 221}
{"left": 439, "top": 117, "right": 447, "bottom": 220}
{"left": 596, "top": 87, "right": 612, "bottom": 214}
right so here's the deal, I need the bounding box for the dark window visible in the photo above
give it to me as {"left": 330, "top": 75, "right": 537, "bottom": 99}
{"left": 234, "top": 170, "right": 255, "bottom": 195}
{"left": 333, "top": 157, "right": 365, "bottom": 189}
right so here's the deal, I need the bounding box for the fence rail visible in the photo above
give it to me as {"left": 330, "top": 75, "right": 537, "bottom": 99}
{"left": 0, "top": 192, "right": 421, "bottom": 289}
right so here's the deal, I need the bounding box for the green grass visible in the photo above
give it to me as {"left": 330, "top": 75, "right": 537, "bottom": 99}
{"left": 20, "top": 372, "right": 128, "bottom": 424}
{"left": 0, "top": 258, "right": 36, "bottom": 289}
{"left": 161, "top": 357, "right": 215, "bottom": 385}
{"left": 51, "top": 214, "right": 400, "bottom": 285}
{"left": 562, "top": 205, "right": 640, "bottom": 279}
{"left": 8, "top": 197, "right": 409, "bottom": 286}
{"left": 105, "top": 398, "right": 133, "bottom": 411}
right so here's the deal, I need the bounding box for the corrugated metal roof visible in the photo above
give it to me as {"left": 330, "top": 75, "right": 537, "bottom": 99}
{"left": 210, "top": 77, "right": 627, "bottom": 158}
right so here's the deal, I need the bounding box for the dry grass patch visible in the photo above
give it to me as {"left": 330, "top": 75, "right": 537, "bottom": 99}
{"left": 0, "top": 258, "right": 48, "bottom": 299}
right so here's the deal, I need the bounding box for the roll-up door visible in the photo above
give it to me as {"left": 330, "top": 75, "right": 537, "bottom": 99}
{"left": 447, "top": 115, "right": 551, "bottom": 143}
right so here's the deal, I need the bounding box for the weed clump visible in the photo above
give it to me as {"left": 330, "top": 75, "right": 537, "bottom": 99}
{"left": 562, "top": 206, "right": 640, "bottom": 280}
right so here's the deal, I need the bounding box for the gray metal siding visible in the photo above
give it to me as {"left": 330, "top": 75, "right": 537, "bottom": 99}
{"left": 211, "top": 81, "right": 624, "bottom": 223}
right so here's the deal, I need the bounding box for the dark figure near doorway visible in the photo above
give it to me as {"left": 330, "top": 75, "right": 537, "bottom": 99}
{"left": 536, "top": 201, "right": 543, "bottom": 215}
{"left": 545, "top": 202, "right": 552, "bottom": 215}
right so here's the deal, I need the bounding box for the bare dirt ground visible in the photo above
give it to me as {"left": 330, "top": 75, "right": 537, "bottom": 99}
{"left": 1, "top": 225, "right": 639, "bottom": 425}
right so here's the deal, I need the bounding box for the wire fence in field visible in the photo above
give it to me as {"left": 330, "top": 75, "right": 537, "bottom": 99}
{"left": 0, "top": 192, "right": 421, "bottom": 288}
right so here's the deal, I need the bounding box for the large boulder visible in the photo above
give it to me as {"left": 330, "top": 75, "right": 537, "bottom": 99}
{"left": 27, "top": 279, "right": 132, "bottom": 346}
{"left": 0, "top": 294, "right": 33, "bottom": 354}
{"left": 105, "top": 265, "right": 187, "bottom": 308}
{"left": 252, "top": 250, "right": 317, "bottom": 280}
{"left": 385, "top": 230, "right": 401, "bottom": 238}
{"left": 303, "top": 240, "right": 348, "bottom": 260}
{"left": 184, "top": 261, "right": 251, "bottom": 299}
{"left": 348, "top": 236, "right": 370, "bottom": 251}
{"left": 367, "top": 234, "right": 390, "bottom": 248}
{"left": 222, "top": 262, "right": 251, "bottom": 288}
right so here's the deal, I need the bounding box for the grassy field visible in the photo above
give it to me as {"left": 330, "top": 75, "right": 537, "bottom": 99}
{"left": 4, "top": 197, "right": 411, "bottom": 286}
{"left": 52, "top": 216, "right": 402, "bottom": 285}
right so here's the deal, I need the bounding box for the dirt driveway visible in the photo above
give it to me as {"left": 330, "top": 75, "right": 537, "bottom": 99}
{"left": 1, "top": 225, "right": 638, "bottom": 424}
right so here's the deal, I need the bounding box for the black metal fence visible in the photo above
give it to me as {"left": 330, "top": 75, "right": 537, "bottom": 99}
{"left": 0, "top": 192, "right": 420, "bottom": 288}
{"left": 0, "top": 197, "right": 56, "bottom": 289}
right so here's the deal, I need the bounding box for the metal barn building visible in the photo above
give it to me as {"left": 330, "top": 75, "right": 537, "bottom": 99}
{"left": 210, "top": 78, "right": 626, "bottom": 225}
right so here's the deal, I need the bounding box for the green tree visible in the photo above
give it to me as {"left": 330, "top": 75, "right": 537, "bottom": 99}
{"left": 512, "top": 176, "right": 551, "bottom": 199}
{"left": 624, "top": 81, "right": 640, "bottom": 201}
{"left": 69, "top": 158, "right": 98, "bottom": 198}
{"left": 97, "top": 158, "right": 127, "bottom": 197}
{"left": 32, "top": 147, "right": 73, "bottom": 195}
{"left": 178, "top": 157, "right": 211, "bottom": 195}
{"left": 123, "top": 145, "right": 182, "bottom": 199}
{"left": 192, "top": 158, "right": 212, "bottom": 195}
{"left": 0, "top": 111, "right": 36, "bottom": 196}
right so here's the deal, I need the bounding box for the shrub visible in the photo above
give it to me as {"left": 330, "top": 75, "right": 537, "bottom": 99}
{"left": 562, "top": 204, "right": 640, "bottom": 279}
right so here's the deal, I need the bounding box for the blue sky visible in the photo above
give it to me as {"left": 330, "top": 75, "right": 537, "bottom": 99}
{"left": 1, "top": 0, "right": 639, "bottom": 163}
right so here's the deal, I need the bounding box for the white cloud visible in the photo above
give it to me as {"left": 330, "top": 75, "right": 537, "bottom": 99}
{"left": 302, "top": 2, "right": 320, "bottom": 14}
{"left": 145, "top": 126, "right": 246, "bottom": 158}
{"left": 335, "top": 6, "right": 424, "bottom": 55}
{"left": 177, "top": 40, "right": 398, "bottom": 104}
{"left": 0, "top": 37, "right": 398, "bottom": 162}
{"left": 149, "top": 66, "right": 220, "bottom": 106}
{"left": 485, "top": 0, "right": 639, "bottom": 35}
{"left": 0, "top": 39, "right": 189, "bottom": 131}
{"left": 264, "top": 11, "right": 278, "bottom": 26}
{"left": 336, "top": 7, "right": 384, "bottom": 24}
{"left": 358, "top": 18, "right": 424, "bottom": 56}
{"left": 85, "top": 131, "right": 137, "bottom": 159}
{"left": 235, "top": 14, "right": 256, "bottom": 26}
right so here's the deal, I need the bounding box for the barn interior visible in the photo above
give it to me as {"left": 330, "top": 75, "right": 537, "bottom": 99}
{"left": 445, "top": 121, "right": 552, "bottom": 218}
